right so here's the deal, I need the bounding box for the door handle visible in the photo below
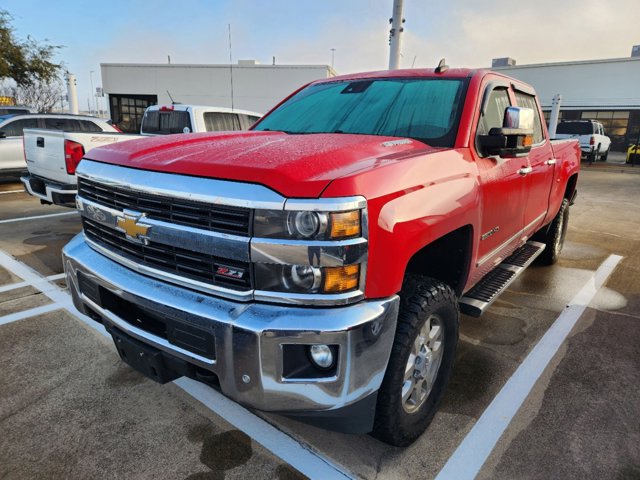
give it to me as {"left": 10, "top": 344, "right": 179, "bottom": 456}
{"left": 545, "top": 158, "right": 557, "bottom": 165}
{"left": 518, "top": 166, "right": 533, "bottom": 176}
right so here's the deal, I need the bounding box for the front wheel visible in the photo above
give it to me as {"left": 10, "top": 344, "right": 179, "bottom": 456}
{"left": 600, "top": 147, "right": 609, "bottom": 161}
{"left": 534, "top": 198, "right": 570, "bottom": 265}
{"left": 371, "top": 276, "right": 459, "bottom": 446}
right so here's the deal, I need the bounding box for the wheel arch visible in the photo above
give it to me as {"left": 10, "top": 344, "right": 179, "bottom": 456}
{"left": 565, "top": 173, "right": 578, "bottom": 204}
{"left": 403, "top": 225, "right": 473, "bottom": 297}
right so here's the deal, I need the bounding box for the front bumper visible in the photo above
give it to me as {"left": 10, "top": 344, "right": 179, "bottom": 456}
{"left": 63, "top": 234, "right": 399, "bottom": 432}
{"left": 21, "top": 174, "right": 76, "bottom": 206}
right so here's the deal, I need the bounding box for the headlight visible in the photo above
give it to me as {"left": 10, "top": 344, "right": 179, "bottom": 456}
{"left": 287, "top": 211, "right": 327, "bottom": 238}
{"left": 254, "top": 209, "right": 360, "bottom": 240}
{"left": 252, "top": 197, "right": 366, "bottom": 301}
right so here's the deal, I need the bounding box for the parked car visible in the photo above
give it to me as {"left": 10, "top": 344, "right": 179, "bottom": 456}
{"left": 21, "top": 129, "right": 140, "bottom": 206}
{"left": 0, "top": 106, "right": 34, "bottom": 115}
{"left": 140, "top": 104, "right": 262, "bottom": 135}
{"left": 0, "top": 114, "right": 118, "bottom": 177}
{"left": 62, "top": 68, "right": 580, "bottom": 446}
{"left": 555, "top": 120, "right": 611, "bottom": 161}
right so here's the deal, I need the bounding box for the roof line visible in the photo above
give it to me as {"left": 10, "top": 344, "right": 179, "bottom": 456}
{"left": 493, "top": 56, "right": 640, "bottom": 70}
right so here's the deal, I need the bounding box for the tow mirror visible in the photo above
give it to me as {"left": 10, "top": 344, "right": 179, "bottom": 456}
{"left": 0, "top": 131, "right": 6, "bottom": 139}
{"left": 479, "top": 106, "right": 534, "bottom": 157}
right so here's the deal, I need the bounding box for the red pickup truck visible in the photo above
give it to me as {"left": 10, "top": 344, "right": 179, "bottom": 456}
{"left": 62, "top": 68, "right": 580, "bottom": 446}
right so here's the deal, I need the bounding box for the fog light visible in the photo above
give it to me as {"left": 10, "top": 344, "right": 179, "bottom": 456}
{"left": 309, "top": 344, "right": 334, "bottom": 369}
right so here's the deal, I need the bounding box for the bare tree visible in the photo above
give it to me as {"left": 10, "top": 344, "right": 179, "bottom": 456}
{"left": 0, "top": 77, "right": 64, "bottom": 112}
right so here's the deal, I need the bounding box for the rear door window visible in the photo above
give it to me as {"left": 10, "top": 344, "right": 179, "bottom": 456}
{"left": 0, "top": 118, "right": 39, "bottom": 136}
{"left": 514, "top": 91, "right": 544, "bottom": 144}
{"left": 238, "top": 114, "right": 260, "bottom": 130}
{"left": 141, "top": 110, "right": 193, "bottom": 134}
{"left": 203, "top": 112, "right": 241, "bottom": 131}
{"left": 44, "top": 118, "right": 83, "bottom": 131}
{"left": 80, "top": 120, "right": 103, "bottom": 132}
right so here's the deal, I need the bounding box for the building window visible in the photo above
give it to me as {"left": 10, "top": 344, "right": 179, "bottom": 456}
{"left": 108, "top": 94, "right": 158, "bottom": 133}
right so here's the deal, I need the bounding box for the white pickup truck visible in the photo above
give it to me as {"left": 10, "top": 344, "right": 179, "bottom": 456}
{"left": 21, "top": 129, "right": 140, "bottom": 206}
{"left": 140, "top": 104, "right": 262, "bottom": 135}
{"left": 21, "top": 105, "right": 263, "bottom": 207}
{"left": 555, "top": 120, "right": 611, "bottom": 161}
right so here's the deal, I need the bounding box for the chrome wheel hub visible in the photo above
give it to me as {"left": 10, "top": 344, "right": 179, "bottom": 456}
{"left": 401, "top": 315, "right": 445, "bottom": 414}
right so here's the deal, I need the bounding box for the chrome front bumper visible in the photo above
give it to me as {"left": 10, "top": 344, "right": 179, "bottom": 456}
{"left": 63, "top": 234, "right": 398, "bottom": 419}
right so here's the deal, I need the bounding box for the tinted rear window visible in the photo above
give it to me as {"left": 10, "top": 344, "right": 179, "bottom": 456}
{"left": 556, "top": 122, "right": 594, "bottom": 135}
{"left": 0, "top": 108, "right": 30, "bottom": 115}
{"left": 141, "top": 110, "right": 192, "bottom": 134}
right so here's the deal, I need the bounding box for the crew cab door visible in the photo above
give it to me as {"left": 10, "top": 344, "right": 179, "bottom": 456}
{"left": 471, "top": 83, "right": 528, "bottom": 275}
{"left": 512, "top": 89, "right": 556, "bottom": 236}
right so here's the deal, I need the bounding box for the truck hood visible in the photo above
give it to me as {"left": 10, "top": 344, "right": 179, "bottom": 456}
{"left": 85, "top": 131, "right": 434, "bottom": 198}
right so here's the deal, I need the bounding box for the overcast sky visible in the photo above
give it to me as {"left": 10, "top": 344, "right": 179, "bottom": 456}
{"left": 3, "top": 0, "right": 639, "bottom": 108}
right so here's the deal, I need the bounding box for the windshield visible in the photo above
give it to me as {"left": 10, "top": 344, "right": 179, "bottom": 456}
{"left": 254, "top": 78, "right": 468, "bottom": 147}
{"left": 556, "top": 122, "right": 594, "bottom": 135}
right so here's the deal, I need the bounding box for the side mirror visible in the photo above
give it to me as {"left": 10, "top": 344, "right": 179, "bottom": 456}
{"left": 479, "top": 106, "right": 535, "bottom": 157}
{"left": 0, "top": 131, "right": 6, "bottom": 139}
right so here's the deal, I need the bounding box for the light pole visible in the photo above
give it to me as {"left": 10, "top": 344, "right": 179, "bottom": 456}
{"left": 330, "top": 48, "right": 336, "bottom": 70}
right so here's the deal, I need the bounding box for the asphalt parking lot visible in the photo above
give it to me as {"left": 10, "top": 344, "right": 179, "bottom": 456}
{"left": 0, "top": 164, "right": 639, "bottom": 480}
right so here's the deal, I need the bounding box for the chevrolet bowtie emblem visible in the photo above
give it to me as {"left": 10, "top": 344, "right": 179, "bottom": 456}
{"left": 116, "top": 212, "right": 151, "bottom": 244}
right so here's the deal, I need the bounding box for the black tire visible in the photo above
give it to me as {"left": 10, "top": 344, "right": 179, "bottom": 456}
{"left": 600, "top": 147, "right": 609, "bottom": 162}
{"left": 371, "top": 275, "right": 459, "bottom": 446}
{"left": 534, "top": 198, "right": 569, "bottom": 265}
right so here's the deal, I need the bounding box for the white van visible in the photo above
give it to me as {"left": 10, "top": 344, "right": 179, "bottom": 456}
{"left": 140, "top": 105, "right": 262, "bottom": 136}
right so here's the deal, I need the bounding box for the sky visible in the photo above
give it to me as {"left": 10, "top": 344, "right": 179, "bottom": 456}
{"left": 3, "top": 0, "right": 639, "bottom": 109}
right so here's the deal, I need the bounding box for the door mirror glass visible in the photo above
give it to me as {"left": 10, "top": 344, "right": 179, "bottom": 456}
{"left": 478, "top": 106, "right": 534, "bottom": 157}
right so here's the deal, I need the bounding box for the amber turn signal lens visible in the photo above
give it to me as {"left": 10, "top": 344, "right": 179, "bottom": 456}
{"left": 330, "top": 211, "right": 361, "bottom": 238}
{"left": 523, "top": 134, "right": 533, "bottom": 147}
{"left": 323, "top": 264, "right": 360, "bottom": 293}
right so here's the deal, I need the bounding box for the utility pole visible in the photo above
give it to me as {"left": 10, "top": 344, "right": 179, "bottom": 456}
{"left": 388, "top": 0, "right": 405, "bottom": 70}
{"left": 330, "top": 48, "right": 336, "bottom": 70}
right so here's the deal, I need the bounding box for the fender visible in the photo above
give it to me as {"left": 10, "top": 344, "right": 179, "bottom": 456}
{"left": 544, "top": 139, "right": 581, "bottom": 224}
{"left": 323, "top": 148, "right": 481, "bottom": 298}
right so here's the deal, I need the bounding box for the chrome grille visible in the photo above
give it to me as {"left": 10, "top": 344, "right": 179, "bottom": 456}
{"left": 77, "top": 177, "right": 251, "bottom": 236}
{"left": 82, "top": 217, "right": 251, "bottom": 291}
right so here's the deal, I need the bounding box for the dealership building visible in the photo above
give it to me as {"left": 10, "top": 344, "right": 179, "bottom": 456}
{"left": 100, "top": 61, "right": 336, "bottom": 132}
{"left": 492, "top": 48, "right": 640, "bottom": 151}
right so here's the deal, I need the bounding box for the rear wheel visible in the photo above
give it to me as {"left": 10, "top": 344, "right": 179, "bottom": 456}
{"left": 371, "top": 276, "right": 459, "bottom": 446}
{"left": 534, "top": 198, "right": 570, "bottom": 265}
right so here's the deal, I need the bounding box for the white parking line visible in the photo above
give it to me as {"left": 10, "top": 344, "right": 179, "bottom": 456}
{"left": 0, "top": 273, "right": 68, "bottom": 294}
{"left": 0, "top": 302, "right": 67, "bottom": 326}
{"left": 0, "top": 189, "right": 25, "bottom": 195}
{"left": 0, "top": 249, "right": 356, "bottom": 480}
{"left": 0, "top": 211, "right": 77, "bottom": 224}
{"left": 436, "top": 254, "right": 623, "bottom": 480}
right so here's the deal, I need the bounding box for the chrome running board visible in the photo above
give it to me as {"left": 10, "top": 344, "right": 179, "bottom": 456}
{"left": 460, "top": 241, "right": 546, "bottom": 317}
